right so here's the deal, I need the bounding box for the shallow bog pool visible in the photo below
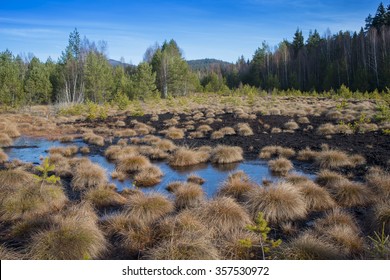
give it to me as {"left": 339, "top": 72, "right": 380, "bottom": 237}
{"left": 4, "top": 136, "right": 315, "bottom": 197}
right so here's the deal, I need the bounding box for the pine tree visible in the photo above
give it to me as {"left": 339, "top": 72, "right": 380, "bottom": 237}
{"left": 131, "top": 62, "right": 157, "bottom": 99}
{"left": 84, "top": 51, "right": 113, "bottom": 103}
{"left": 25, "top": 57, "right": 53, "bottom": 104}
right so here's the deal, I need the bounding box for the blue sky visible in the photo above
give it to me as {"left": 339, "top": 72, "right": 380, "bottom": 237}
{"left": 0, "top": 0, "right": 381, "bottom": 64}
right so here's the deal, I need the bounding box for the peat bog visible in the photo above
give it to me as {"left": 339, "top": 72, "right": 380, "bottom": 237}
{"left": 0, "top": 95, "right": 389, "bottom": 260}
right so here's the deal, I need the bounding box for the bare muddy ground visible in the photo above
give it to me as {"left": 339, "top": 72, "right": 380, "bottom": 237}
{"left": 73, "top": 111, "right": 389, "bottom": 175}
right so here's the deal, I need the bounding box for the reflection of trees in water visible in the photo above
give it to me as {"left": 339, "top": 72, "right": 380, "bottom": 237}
{"left": 211, "top": 162, "right": 239, "bottom": 172}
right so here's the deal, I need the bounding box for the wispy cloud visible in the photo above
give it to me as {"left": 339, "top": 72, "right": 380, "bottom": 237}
{"left": 0, "top": 27, "right": 58, "bottom": 38}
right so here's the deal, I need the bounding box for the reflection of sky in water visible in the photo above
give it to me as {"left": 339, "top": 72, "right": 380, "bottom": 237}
{"left": 4, "top": 136, "right": 315, "bottom": 197}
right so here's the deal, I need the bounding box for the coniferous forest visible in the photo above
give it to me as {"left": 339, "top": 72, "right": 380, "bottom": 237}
{"left": 1, "top": 2, "right": 389, "bottom": 107}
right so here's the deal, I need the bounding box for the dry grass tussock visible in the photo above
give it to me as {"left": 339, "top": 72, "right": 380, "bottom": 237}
{"left": 166, "top": 181, "right": 185, "bottom": 193}
{"left": 0, "top": 180, "right": 68, "bottom": 221}
{"left": 0, "top": 148, "right": 8, "bottom": 163}
{"left": 284, "top": 121, "right": 299, "bottom": 130}
{"left": 244, "top": 182, "right": 307, "bottom": 224}
{"left": 144, "top": 234, "right": 220, "bottom": 260}
{"left": 280, "top": 232, "right": 346, "bottom": 260}
{"left": 83, "top": 132, "right": 105, "bottom": 146}
{"left": 0, "top": 245, "right": 23, "bottom": 260}
{"left": 195, "top": 197, "right": 252, "bottom": 235}
{"left": 217, "top": 172, "right": 258, "bottom": 201}
{"left": 315, "top": 170, "right": 349, "bottom": 188}
{"left": 153, "top": 210, "right": 211, "bottom": 242}
{"left": 80, "top": 146, "right": 90, "bottom": 154}
{"left": 219, "top": 126, "right": 236, "bottom": 135}
{"left": 366, "top": 167, "right": 390, "bottom": 199}
{"left": 165, "top": 127, "right": 185, "bottom": 140}
{"left": 216, "top": 229, "right": 262, "bottom": 260}
{"left": 372, "top": 200, "right": 390, "bottom": 235}
{"left": 197, "top": 124, "right": 212, "bottom": 133}
{"left": 105, "top": 145, "right": 138, "bottom": 161}
{"left": 296, "top": 148, "right": 318, "bottom": 161}
{"left": 48, "top": 154, "right": 72, "bottom": 176}
{"left": 314, "top": 209, "right": 360, "bottom": 233}
{"left": 134, "top": 166, "right": 164, "bottom": 187}
{"left": 211, "top": 145, "right": 243, "bottom": 164}
{"left": 210, "top": 130, "right": 224, "bottom": 139}
{"left": 326, "top": 181, "right": 373, "bottom": 208}
{"left": 0, "top": 133, "right": 13, "bottom": 147}
{"left": 28, "top": 203, "right": 107, "bottom": 260}
{"left": 268, "top": 157, "right": 293, "bottom": 176}
{"left": 317, "top": 123, "right": 336, "bottom": 135}
{"left": 84, "top": 185, "right": 127, "bottom": 208}
{"left": 133, "top": 122, "right": 155, "bottom": 135}
{"left": 0, "top": 169, "right": 37, "bottom": 191}
{"left": 322, "top": 224, "right": 365, "bottom": 256}
{"left": 168, "top": 147, "right": 209, "bottom": 167}
{"left": 59, "top": 135, "right": 75, "bottom": 143}
{"left": 155, "top": 139, "right": 176, "bottom": 152}
{"left": 259, "top": 145, "right": 295, "bottom": 159}
{"left": 71, "top": 160, "right": 108, "bottom": 190}
{"left": 113, "top": 129, "right": 137, "bottom": 137}
{"left": 0, "top": 121, "right": 20, "bottom": 138}
{"left": 315, "top": 149, "right": 352, "bottom": 169}
{"left": 101, "top": 213, "right": 153, "bottom": 256}
{"left": 236, "top": 123, "right": 253, "bottom": 136}
{"left": 187, "top": 174, "right": 205, "bottom": 185}
{"left": 49, "top": 145, "right": 78, "bottom": 157}
{"left": 174, "top": 183, "right": 205, "bottom": 210}
{"left": 116, "top": 155, "right": 151, "bottom": 174}
{"left": 295, "top": 181, "right": 336, "bottom": 212}
{"left": 139, "top": 146, "right": 169, "bottom": 160}
{"left": 125, "top": 192, "right": 174, "bottom": 224}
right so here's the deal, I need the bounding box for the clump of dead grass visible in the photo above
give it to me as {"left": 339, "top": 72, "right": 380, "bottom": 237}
{"left": 71, "top": 160, "right": 108, "bottom": 191}
{"left": 268, "top": 157, "right": 293, "bottom": 176}
{"left": 168, "top": 147, "right": 209, "bottom": 167}
{"left": 174, "top": 183, "right": 205, "bottom": 210}
{"left": 211, "top": 145, "right": 243, "bottom": 164}
{"left": 315, "top": 149, "right": 352, "bottom": 169}
{"left": 294, "top": 181, "right": 336, "bottom": 212}
{"left": 84, "top": 185, "right": 127, "bottom": 208}
{"left": 134, "top": 166, "right": 164, "bottom": 187}
{"left": 165, "top": 127, "right": 185, "bottom": 140}
{"left": 28, "top": 203, "right": 107, "bottom": 260}
{"left": 280, "top": 232, "right": 346, "bottom": 260}
{"left": 187, "top": 174, "right": 205, "bottom": 185}
{"left": 259, "top": 146, "right": 295, "bottom": 159}
{"left": 144, "top": 234, "right": 220, "bottom": 260}
{"left": 124, "top": 192, "right": 174, "bottom": 224}
{"left": 0, "top": 133, "right": 13, "bottom": 147}
{"left": 217, "top": 172, "right": 258, "bottom": 201}
{"left": 49, "top": 145, "right": 78, "bottom": 157}
{"left": 116, "top": 155, "right": 151, "bottom": 174}
{"left": 0, "top": 148, "right": 8, "bottom": 163}
{"left": 0, "top": 121, "right": 20, "bottom": 138}
{"left": 195, "top": 197, "right": 252, "bottom": 234}
{"left": 244, "top": 182, "right": 307, "bottom": 224}
{"left": 236, "top": 123, "right": 253, "bottom": 136}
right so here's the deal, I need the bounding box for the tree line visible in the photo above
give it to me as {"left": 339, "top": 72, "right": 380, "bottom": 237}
{"left": 199, "top": 2, "right": 390, "bottom": 94}
{"left": 0, "top": 2, "right": 389, "bottom": 107}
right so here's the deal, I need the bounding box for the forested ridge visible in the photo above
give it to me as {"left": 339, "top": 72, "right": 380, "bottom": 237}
{"left": 1, "top": 2, "right": 390, "bottom": 107}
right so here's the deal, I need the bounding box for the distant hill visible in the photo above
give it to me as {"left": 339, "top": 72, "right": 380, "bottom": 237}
{"left": 108, "top": 59, "right": 132, "bottom": 67}
{"left": 187, "top": 59, "right": 232, "bottom": 71}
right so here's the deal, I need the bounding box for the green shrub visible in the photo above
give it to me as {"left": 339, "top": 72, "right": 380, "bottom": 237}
{"left": 112, "top": 92, "right": 131, "bottom": 110}
{"left": 240, "top": 212, "right": 282, "bottom": 260}
{"left": 34, "top": 158, "right": 60, "bottom": 184}
{"left": 58, "top": 103, "right": 85, "bottom": 116}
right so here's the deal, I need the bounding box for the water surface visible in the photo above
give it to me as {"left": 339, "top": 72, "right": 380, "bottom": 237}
{"left": 4, "top": 136, "right": 315, "bottom": 197}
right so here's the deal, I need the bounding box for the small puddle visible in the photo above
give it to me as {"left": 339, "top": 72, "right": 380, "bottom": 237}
{"left": 4, "top": 136, "right": 315, "bottom": 197}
